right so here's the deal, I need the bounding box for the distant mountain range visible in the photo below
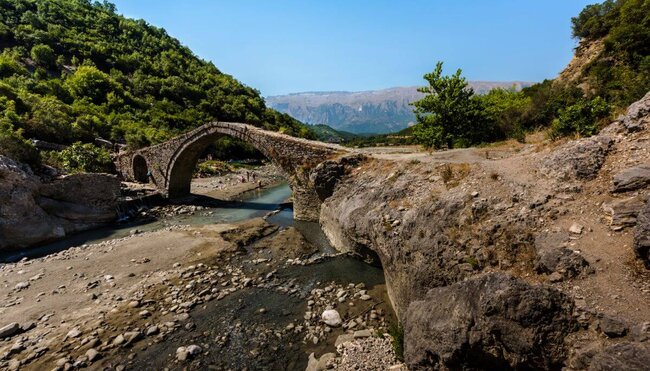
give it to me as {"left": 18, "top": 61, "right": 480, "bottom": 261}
{"left": 266, "top": 82, "right": 533, "bottom": 134}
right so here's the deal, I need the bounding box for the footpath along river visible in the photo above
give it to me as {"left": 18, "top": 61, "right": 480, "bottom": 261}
{"left": 0, "top": 182, "right": 399, "bottom": 370}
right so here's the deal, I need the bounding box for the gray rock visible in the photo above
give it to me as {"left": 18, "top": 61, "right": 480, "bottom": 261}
{"left": 65, "top": 328, "right": 81, "bottom": 339}
{"left": 535, "top": 247, "right": 590, "bottom": 279}
{"left": 310, "top": 155, "right": 366, "bottom": 201}
{"left": 589, "top": 342, "right": 650, "bottom": 370}
{"left": 612, "top": 164, "right": 650, "bottom": 192}
{"left": 146, "top": 325, "right": 159, "bottom": 336}
{"left": 353, "top": 329, "right": 372, "bottom": 338}
{"left": 123, "top": 331, "right": 142, "bottom": 345}
{"left": 14, "top": 281, "right": 29, "bottom": 290}
{"left": 634, "top": 199, "right": 650, "bottom": 267}
{"left": 619, "top": 91, "right": 650, "bottom": 132}
{"left": 186, "top": 344, "right": 201, "bottom": 356}
{"left": 0, "top": 323, "right": 20, "bottom": 338}
{"left": 598, "top": 315, "right": 628, "bottom": 338}
{"left": 405, "top": 273, "right": 576, "bottom": 370}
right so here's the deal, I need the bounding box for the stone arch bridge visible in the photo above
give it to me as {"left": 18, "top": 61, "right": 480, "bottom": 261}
{"left": 115, "top": 121, "right": 348, "bottom": 221}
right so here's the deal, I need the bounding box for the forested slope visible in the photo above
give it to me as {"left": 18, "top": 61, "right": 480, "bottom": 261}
{"left": 0, "top": 0, "right": 311, "bottom": 167}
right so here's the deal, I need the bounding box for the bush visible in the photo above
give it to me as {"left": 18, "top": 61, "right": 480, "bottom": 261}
{"left": 549, "top": 96, "right": 611, "bottom": 138}
{"left": 0, "top": 127, "right": 40, "bottom": 169}
{"left": 57, "top": 142, "right": 113, "bottom": 173}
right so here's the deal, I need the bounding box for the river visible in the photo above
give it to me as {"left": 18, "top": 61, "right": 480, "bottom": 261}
{"left": 1, "top": 183, "right": 395, "bottom": 370}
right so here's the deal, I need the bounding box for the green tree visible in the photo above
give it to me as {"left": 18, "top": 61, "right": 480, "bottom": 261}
{"left": 411, "top": 61, "right": 495, "bottom": 149}
{"left": 30, "top": 44, "right": 56, "bottom": 68}
{"left": 58, "top": 142, "right": 113, "bottom": 173}
{"left": 478, "top": 88, "right": 531, "bottom": 142}
{"left": 65, "top": 65, "right": 116, "bottom": 103}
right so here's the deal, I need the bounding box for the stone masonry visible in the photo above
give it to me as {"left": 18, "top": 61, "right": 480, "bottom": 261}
{"left": 114, "top": 121, "right": 348, "bottom": 221}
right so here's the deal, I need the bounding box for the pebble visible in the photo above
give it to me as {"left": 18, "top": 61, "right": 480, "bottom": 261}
{"left": 66, "top": 328, "right": 82, "bottom": 339}
{"left": 569, "top": 223, "right": 584, "bottom": 234}
{"left": 146, "top": 325, "right": 159, "bottom": 336}
{"left": 86, "top": 348, "right": 100, "bottom": 362}
{"left": 14, "top": 281, "right": 30, "bottom": 290}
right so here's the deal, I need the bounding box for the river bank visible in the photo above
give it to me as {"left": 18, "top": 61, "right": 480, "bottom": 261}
{"left": 0, "top": 179, "right": 404, "bottom": 370}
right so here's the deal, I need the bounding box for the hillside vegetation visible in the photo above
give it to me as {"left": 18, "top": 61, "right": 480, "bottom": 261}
{"left": 406, "top": 0, "right": 648, "bottom": 149}
{"left": 0, "top": 0, "right": 312, "bottom": 169}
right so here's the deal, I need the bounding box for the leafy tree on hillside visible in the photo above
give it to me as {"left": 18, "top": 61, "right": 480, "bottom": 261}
{"left": 411, "top": 62, "right": 496, "bottom": 149}
{"left": 30, "top": 44, "right": 55, "bottom": 67}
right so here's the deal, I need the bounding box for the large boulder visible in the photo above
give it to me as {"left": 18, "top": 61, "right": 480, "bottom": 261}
{"left": 404, "top": 273, "right": 576, "bottom": 370}
{"left": 0, "top": 156, "right": 64, "bottom": 250}
{"left": 612, "top": 164, "right": 650, "bottom": 193}
{"left": 633, "top": 199, "right": 650, "bottom": 267}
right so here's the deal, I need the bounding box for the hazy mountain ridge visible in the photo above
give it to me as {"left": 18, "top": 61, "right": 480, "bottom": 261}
{"left": 267, "top": 83, "right": 533, "bottom": 134}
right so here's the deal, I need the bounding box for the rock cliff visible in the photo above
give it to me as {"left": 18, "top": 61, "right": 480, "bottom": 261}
{"left": 315, "top": 91, "right": 650, "bottom": 369}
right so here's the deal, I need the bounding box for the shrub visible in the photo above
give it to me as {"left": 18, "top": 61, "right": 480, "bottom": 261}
{"left": 549, "top": 96, "right": 611, "bottom": 139}
{"left": 58, "top": 142, "right": 113, "bottom": 173}
{"left": 0, "top": 128, "right": 40, "bottom": 168}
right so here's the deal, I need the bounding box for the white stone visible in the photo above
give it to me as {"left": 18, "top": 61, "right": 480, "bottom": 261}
{"left": 321, "top": 309, "right": 342, "bottom": 327}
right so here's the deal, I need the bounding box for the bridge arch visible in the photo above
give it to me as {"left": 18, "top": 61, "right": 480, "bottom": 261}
{"left": 114, "top": 121, "right": 347, "bottom": 221}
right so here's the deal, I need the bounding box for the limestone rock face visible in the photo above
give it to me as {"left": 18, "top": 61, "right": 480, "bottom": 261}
{"left": 309, "top": 154, "right": 365, "bottom": 202}
{"left": 404, "top": 273, "right": 577, "bottom": 371}
{"left": 0, "top": 155, "right": 119, "bottom": 251}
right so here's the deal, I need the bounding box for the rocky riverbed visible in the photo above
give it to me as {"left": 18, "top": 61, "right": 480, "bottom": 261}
{"left": 0, "top": 181, "right": 404, "bottom": 370}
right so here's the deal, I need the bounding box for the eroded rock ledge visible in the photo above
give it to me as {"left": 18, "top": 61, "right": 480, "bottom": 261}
{"left": 315, "top": 92, "right": 650, "bottom": 369}
{"left": 0, "top": 156, "right": 120, "bottom": 251}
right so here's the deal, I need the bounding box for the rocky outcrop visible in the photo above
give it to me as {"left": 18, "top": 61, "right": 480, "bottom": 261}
{"left": 540, "top": 135, "right": 613, "bottom": 181}
{"left": 404, "top": 273, "right": 577, "bottom": 370}
{"left": 618, "top": 91, "right": 650, "bottom": 132}
{"left": 0, "top": 156, "right": 120, "bottom": 251}
{"left": 309, "top": 154, "right": 365, "bottom": 201}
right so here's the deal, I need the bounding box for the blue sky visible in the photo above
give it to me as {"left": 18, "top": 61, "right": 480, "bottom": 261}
{"left": 111, "top": 1, "right": 594, "bottom": 96}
